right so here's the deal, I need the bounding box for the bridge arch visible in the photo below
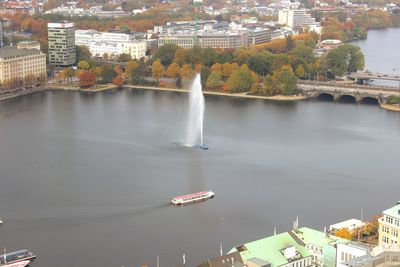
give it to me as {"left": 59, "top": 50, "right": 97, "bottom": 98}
{"left": 317, "top": 93, "right": 334, "bottom": 101}
{"left": 360, "top": 96, "right": 379, "bottom": 105}
{"left": 338, "top": 94, "right": 357, "bottom": 103}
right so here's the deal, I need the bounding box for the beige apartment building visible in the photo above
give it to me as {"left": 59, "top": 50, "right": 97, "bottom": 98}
{"left": 48, "top": 22, "right": 76, "bottom": 66}
{"left": 0, "top": 46, "right": 46, "bottom": 86}
{"left": 379, "top": 202, "right": 400, "bottom": 247}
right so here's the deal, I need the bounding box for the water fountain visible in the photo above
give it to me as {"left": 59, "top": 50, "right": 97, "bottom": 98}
{"left": 184, "top": 73, "right": 208, "bottom": 150}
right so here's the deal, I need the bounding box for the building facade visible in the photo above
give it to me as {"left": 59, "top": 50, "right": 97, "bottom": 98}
{"left": 278, "top": 10, "right": 317, "bottom": 28}
{"left": 48, "top": 22, "right": 76, "bottom": 66}
{"left": 0, "top": 46, "right": 46, "bottom": 86}
{"left": 379, "top": 202, "right": 400, "bottom": 247}
{"left": 75, "top": 30, "right": 147, "bottom": 59}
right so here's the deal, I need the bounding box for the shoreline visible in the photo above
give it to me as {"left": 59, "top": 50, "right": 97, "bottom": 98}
{"left": 125, "top": 85, "right": 308, "bottom": 101}
{"left": 1, "top": 85, "right": 400, "bottom": 113}
{"left": 380, "top": 104, "right": 400, "bottom": 112}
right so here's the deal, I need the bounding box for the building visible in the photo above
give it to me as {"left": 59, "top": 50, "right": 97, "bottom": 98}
{"left": 278, "top": 9, "right": 318, "bottom": 28}
{"left": 48, "top": 22, "right": 76, "bottom": 67}
{"left": 248, "top": 28, "right": 274, "bottom": 45}
{"left": 378, "top": 202, "right": 400, "bottom": 247}
{"left": 291, "top": 227, "right": 348, "bottom": 267}
{"left": 0, "top": 46, "right": 46, "bottom": 86}
{"left": 341, "top": 247, "right": 400, "bottom": 267}
{"left": 16, "top": 40, "right": 41, "bottom": 50}
{"left": 75, "top": 30, "right": 147, "bottom": 59}
{"left": 158, "top": 30, "right": 249, "bottom": 49}
{"left": 336, "top": 242, "right": 373, "bottom": 267}
{"left": 319, "top": 39, "right": 343, "bottom": 50}
{"left": 229, "top": 231, "right": 313, "bottom": 267}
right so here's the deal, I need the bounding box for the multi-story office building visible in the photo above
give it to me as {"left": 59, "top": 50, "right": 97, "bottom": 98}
{"left": 379, "top": 202, "right": 400, "bottom": 247}
{"left": 48, "top": 22, "right": 76, "bottom": 66}
{"left": 278, "top": 9, "right": 318, "bottom": 28}
{"left": 248, "top": 28, "right": 274, "bottom": 45}
{"left": 158, "top": 30, "right": 248, "bottom": 49}
{"left": 75, "top": 30, "right": 147, "bottom": 59}
{"left": 0, "top": 46, "right": 46, "bottom": 85}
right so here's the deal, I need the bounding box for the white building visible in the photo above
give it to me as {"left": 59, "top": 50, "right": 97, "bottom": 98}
{"left": 336, "top": 242, "right": 373, "bottom": 267}
{"left": 75, "top": 30, "right": 147, "bottom": 59}
{"left": 278, "top": 9, "right": 318, "bottom": 28}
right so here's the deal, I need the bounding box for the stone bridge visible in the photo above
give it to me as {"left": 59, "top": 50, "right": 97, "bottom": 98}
{"left": 298, "top": 82, "right": 400, "bottom": 104}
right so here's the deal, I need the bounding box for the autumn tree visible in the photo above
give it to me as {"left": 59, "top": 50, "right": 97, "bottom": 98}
{"left": 118, "top": 53, "right": 132, "bottom": 62}
{"left": 166, "top": 63, "right": 181, "bottom": 87}
{"left": 206, "top": 71, "right": 224, "bottom": 90}
{"left": 295, "top": 65, "right": 306, "bottom": 79}
{"left": 79, "top": 70, "right": 97, "bottom": 88}
{"left": 100, "top": 64, "right": 117, "bottom": 84}
{"left": 124, "top": 60, "right": 139, "bottom": 82}
{"left": 211, "top": 63, "right": 223, "bottom": 73}
{"left": 112, "top": 75, "right": 124, "bottom": 87}
{"left": 222, "top": 63, "right": 239, "bottom": 80}
{"left": 151, "top": 60, "right": 164, "bottom": 83}
{"left": 335, "top": 228, "right": 352, "bottom": 240}
{"left": 78, "top": 60, "right": 90, "bottom": 70}
{"left": 180, "top": 64, "right": 195, "bottom": 80}
{"left": 62, "top": 67, "right": 76, "bottom": 83}
{"left": 155, "top": 44, "right": 179, "bottom": 66}
{"left": 263, "top": 65, "right": 298, "bottom": 96}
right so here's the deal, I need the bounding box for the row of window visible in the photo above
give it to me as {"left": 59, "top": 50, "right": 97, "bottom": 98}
{"left": 385, "top": 216, "right": 400, "bottom": 226}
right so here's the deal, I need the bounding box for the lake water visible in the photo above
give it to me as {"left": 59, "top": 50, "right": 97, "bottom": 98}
{"left": 352, "top": 28, "right": 400, "bottom": 87}
{"left": 0, "top": 89, "right": 399, "bottom": 267}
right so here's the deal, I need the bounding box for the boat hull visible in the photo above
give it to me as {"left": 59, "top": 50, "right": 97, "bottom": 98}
{"left": 1, "top": 260, "right": 31, "bottom": 267}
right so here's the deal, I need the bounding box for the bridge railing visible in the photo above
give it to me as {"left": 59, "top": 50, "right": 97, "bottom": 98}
{"left": 298, "top": 80, "right": 400, "bottom": 92}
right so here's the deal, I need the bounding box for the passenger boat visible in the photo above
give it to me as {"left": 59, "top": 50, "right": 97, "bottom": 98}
{"left": 171, "top": 191, "right": 214, "bottom": 205}
{"left": 0, "top": 250, "right": 36, "bottom": 267}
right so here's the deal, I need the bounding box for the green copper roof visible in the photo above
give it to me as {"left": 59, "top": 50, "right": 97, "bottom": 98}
{"left": 294, "top": 227, "right": 348, "bottom": 247}
{"left": 229, "top": 232, "right": 311, "bottom": 267}
{"left": 383, "top": 204, "right": 400, "bottom": 219}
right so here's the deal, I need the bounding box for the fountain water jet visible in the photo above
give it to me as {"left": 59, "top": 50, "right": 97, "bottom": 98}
{"left": 184, "top": 73, "right": 208, "bottom": 150}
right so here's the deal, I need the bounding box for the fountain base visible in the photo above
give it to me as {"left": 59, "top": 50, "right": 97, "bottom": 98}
{"left": 193, "top": 144, "right": 209, "bottom": 150}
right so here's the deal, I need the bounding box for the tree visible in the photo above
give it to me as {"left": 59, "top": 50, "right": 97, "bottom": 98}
{"left": 180, "top": 64, "right": 195, "bottom": 80}
{"left": 227, "top": 64, "right": 254, "bottom": 93}
{"left": 114, "top": 65, "right": 123, "bottom": 76}
{"left": 155, "top": 44, "right": 179, "bottom": 66}
{"left": 335, "top": 228, "right": 352, "bottom": 240}
{"left": 286, "top": 35, "right": 295, "bottom": 51}
{"left": 200, "top": 47, "right": 217, "bottom": 67}
{"left": 24, "top": 74, "right": 36, "bottom": 88}
{"left": 78, "top": 60, "right": 90, "bottom": 70}
{"left": 76, "top": 45, "right": 92, "bottom": 61}
{"left": 166, "top": 63, "right": 181, "bottom": 87}
{"left": 118, "top": 53, "right": 132, "bottom": 62}
{"left": 206, "top": 71, "right": 224, "bottom": 89}
{"left": 151, "top": 60, "right": 164, "bottom": 83}
{"left": 326, "top": 44, "right": 365, "bottom": 77}
{"left": 247, "top": 51, "right": 274, "bottom": 76}
{"left": 295, "top": 65, "right": 306, "bottom": 79}
{"left": 124, "top": 60, "right": 139, "bottom": 81}
{"left": 289, "top": 44, "right": 315, "bottom": 65}
{"left": 62, "top": 67, "right": 76, "bottom": 83}
{"left": 79, "top": 70, "right": 97, "bottom": 88}
{"left": 112, "top": 75, "right": 124, "bottom": 87}
{"left": 211, "top": 63, "right": 223, "bottom": 73}
{"left": 222, "top": 63, "right": 239, "bottom": 80}
{"left": 100, "top": 64, "right": 117, "bottom": 83}
{"left": 103, "top": 53, "right": 109, "bottom": 60}
{"left": 263, "top": 65, "right": 298, "bottom": 96}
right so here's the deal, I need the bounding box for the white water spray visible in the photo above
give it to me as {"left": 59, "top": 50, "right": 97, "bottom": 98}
{"left": 184, "top": 73, "right": 205, "bottom": 147}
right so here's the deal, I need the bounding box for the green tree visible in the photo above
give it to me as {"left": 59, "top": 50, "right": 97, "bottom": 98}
{"left": 206, "top": 71, "right": 224, "bottom": 89}
{"left": 326, "top": 44, "right": 365, "bottom": 77}
{"left": 100, "top": 64, "right": 117, "bottom": 83}
{"left": 247, "top": 51, "right": 274, "bottom": 76}
{"left": 227, "top": 64, "right": 254, "bottom": 93}
{"left": 152, "top": 59, "right": 164, "bottom": 83}
{"left": 286, "top": 35, "right": 295, "bottom": 51}
{"left": 155, "top": 44, "right": 179, "bottom": 66}
{"left": 289, "top": 44, "right": 315, "bottom": 65}
{"left": 118, "top": 53, "right": 132, "bottom": 62}
{"left": 62, "top": 67, "right": 76, "bottom": 83}
{"left": 76, "top": 45, "right": 92, "bottom": 61}
{"left": 200, "top": 47, "right": 217, "bottom": 67}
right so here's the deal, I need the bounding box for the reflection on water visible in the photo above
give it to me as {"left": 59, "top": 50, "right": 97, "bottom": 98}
{"left": 0, "top": 90, "right": 399, "bottom": 267}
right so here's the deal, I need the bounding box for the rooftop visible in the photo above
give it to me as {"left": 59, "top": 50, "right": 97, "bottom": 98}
{"left": 229, "top": 231, "right": 311, "bottom": 267}
{"left": 383, "top": 203, "right": 400, "bottom": 219}
{"left": 293, "top": 227, "right": 348, "bottom": 248}
{"left": 0, "top": 46, "right": 41, "bottom": 59}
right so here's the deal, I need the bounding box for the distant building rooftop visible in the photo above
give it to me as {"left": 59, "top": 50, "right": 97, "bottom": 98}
{"left": 330, "top": 219, "right": 364, "bottom": 232}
